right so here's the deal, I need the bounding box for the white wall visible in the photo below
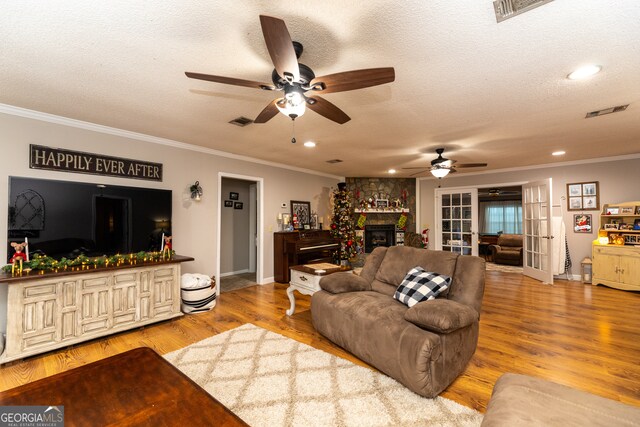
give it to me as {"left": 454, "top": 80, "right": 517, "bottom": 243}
{"left": 220, "top": 178, "right": 252, "bottom": 275}
{"left": 419, "top": 157, "right": 640, "bottom": 276}
{"left": 0, "top": 110, "right": 340, "bottom": 330}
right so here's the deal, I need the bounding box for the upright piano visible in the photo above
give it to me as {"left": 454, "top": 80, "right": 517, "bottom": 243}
{"left": 274, "top": 230, "right": 340, "bottom": 283}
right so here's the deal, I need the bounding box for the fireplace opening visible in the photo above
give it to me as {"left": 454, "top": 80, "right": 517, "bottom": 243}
{"left": 364, "top": 224, "right": 396, "bottom": 253}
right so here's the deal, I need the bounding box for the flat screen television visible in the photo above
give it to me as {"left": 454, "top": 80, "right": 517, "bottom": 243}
{"left": 7, "top": 176, "right": 172, "bottom": 261}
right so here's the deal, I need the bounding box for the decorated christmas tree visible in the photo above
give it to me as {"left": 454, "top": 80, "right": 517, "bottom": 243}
{"left": 330, "top": 182, "right": 357, "bottom": 261}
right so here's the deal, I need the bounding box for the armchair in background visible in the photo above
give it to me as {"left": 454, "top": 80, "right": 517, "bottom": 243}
{"left": 489, "top": 234, "right": 523, "bottom": 266}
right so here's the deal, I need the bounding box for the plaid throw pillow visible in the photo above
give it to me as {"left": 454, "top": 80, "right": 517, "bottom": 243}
{"left": 394, "top": 267, "right": 451, "bottom": 307}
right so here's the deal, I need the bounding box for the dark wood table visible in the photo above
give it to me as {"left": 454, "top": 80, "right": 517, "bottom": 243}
{"left": 0, "top": 347, "right": 248, "bottom": 427}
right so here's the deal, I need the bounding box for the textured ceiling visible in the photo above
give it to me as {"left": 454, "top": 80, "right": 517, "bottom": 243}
{"left": 1, "top": 1, "right": 639, "bottom": 177}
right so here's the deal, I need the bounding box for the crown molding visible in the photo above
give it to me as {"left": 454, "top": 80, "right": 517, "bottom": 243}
{"left": 417, "top": 152, "right": 640, "bottom": 182}
{"left": 0, "top": 103, "right": 343, "bottom": 181}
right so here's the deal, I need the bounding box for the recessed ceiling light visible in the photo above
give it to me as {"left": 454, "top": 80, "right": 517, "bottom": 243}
{"left": 303, "top": 141, "right": 316, "bottom": 147}
{"left": 567, "top": 65, "right": 601, "bottom": 80}
{"left": 552, "top": 151, "right": 566, "bottom": 156}
{"left": 388, "top": 169, "right": 396, "bottom": 174}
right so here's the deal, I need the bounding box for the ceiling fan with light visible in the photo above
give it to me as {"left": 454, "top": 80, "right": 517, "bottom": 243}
{"left": 185, "top": 15, "right": 395, "bottom": 125}
{"left": 403, "top": 148, "right": 488, "bottom": 178}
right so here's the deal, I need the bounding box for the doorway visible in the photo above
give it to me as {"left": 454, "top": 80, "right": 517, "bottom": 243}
{"left": 94, "top": 196, "right": 130, "bottom": 254}
{"left": 217, "top": 173, "right": 263, "bottom": 294}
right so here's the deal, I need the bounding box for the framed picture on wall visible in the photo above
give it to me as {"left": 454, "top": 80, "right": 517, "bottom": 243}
{"left": 224, "top": 200, "right": 233, "bottom": 207}
{"left": 566, "top": 181, "right": 599, "bottom": 211}
{"left": 234, "top": 202, "right": 243, "bottom": 210}
{"left": 230, "top": 192, "right": 239, "bottom": 200}
{"left": 573, "top": 214, "right": 592, "bottom": 233}
{"left": 290, "top": 200, "right": 311, "bottom": 228}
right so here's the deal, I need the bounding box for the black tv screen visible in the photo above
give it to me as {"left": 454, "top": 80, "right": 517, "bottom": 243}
{"left": 7, "top": 176, "right": 172, "bottom": 261}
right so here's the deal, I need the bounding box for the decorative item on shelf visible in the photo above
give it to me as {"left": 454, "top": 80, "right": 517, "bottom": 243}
{"left": 598, "top": 236, "right": 609, "bottom": 245}
{"left": 614, "top": 235, "right": 625, "bottom": 245}
{"left": 330, "top": 182, "right": 357, "bottom": 261}
{"left": 634, "top": 219, "right": 640, "bottom": 230}
{"left": 190, "top": 181, "right": 203, "bottom": 201}
{"left": 162, "top": 235, "right": 173, "bottom": 259}
{"left": 9, "top": 241, "right": 28, "bottom": 275}
{"left": 580, "top": 257, "right": 592, "bottom": 284}
{"left": 310, "top": 212, "right": 318, "bottom": 229}
{"left": 290, "top": 200, "right": 311, "bottom": 229}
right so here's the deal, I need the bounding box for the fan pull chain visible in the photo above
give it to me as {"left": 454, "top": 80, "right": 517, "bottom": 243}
{"left": 291, "top": 119, "right": 296, "bottom": 143}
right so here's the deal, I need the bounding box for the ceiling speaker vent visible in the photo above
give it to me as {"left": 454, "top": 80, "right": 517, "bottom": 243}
{"left": 585, "top": 104, "right": 629, "bottom": 119}
{"left": 493, "top": 0, "right": 554, "bottom": 22}
{"left": 228, "top": 116, "right": 254, "bottom": 127}
{"left": 326, "top": 159, "right": 343, "bottom": 164}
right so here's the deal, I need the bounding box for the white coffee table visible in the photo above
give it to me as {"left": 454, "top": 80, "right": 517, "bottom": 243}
{"left": 286, "top": 264, "right": 351, "bottom": 316}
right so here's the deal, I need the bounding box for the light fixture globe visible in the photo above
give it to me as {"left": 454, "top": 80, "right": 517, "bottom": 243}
{"left": 430, "top": 167, "right": 450, "bottom": 178}
{"left": 277, "top": 84, "right": 306, "bottom": 119}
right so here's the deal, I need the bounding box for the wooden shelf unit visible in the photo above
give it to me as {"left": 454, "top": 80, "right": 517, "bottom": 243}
{"left": 592, "top": 201, "right": 640, "bottom": 291}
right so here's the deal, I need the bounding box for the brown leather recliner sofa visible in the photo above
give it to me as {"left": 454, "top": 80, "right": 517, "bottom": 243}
{"left": 489, "top": 234, "right": 523, "bottom": 266}
{"left": 311, "top": 246, "right": 485, "bottom": 398}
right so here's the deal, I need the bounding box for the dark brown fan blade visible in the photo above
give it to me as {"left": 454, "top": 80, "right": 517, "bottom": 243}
{"left": 409, "top": 170, "right": 429, "bottom": 177}
{"left": 456, "top": 163, "right": 488, "bottom": 168}
{"left": 306, "top": 96, "right": 351, "bottom": 124}
{"left": 185, "top": 72, "right": 275, "bottom": 90}
{"left": 254, "top": 99, "right": 282, "bottom": 123}
{"left": 402, "top": 167, "right": 429, "bottom": 170}
{"left": 259, "top": 15, "right": 300, "bottom": 82}
{"left": 310, "top": 68, "right": 395, "bottom": 94}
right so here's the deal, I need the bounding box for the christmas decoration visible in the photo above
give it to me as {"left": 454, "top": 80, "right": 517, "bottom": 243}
{"left": 397, "top": 212, "right": 408, "bottom": 230}
{"left": 356, "top": 213, "right": 367, "bottom": 229}
{"left": 9, "top": 241, "right": 28, "bottom": 275}
{"left": 2, "top": 250, "right": 176, "bottom": 275}
{"left": 330, "top": 182, "right": 357, "bottom": 261}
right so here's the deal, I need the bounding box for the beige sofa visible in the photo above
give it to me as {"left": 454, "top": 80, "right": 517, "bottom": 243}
{"left": 482, "top": 373, "right": 640, "bottom": 426}
{"left": 311, "top": 246, "right": 485, "bottom": 398}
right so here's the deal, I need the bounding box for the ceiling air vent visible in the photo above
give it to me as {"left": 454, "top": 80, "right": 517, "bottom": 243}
{"left": 326, "top": 159, "right": 343, "bottom": 164}
{"left": 585, "top": 104, "right": 629, "bottom": 119}
{"left": 493, "top": 0, "right": 554, "bottom": 23}
{"left": 228, "top": 116, "right": 254, "bottom": 127}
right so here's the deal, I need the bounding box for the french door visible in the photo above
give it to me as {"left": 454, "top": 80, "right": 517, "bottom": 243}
{"left": 435, "top": 188, "right": 478, "bottom": 256}
{"left": 522, "top": 179, "right": 553, "bottom": 283}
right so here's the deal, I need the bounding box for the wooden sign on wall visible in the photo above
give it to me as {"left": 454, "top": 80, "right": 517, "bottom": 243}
{"left": 29, "top": 144, "right": 163, "bottom": 181}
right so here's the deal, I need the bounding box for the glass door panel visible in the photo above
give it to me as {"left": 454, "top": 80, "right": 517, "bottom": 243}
{"left": 523, "top": 179, "right": 553, "bottom": 284}
{"left": 436, "top": 188, "right": 478, "bottom": 256}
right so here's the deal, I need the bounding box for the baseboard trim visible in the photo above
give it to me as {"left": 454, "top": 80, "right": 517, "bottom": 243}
{"left": 219, "top": 269, "right": 250, "bottom": 278}
{"left": 260, "top": 276, "right": 275, "bottom": 285}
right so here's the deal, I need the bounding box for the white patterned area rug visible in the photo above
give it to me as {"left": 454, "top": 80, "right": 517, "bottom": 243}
{"left": 165, "top": 324, "right": 482, "bottom": 427}
{"left": 485, "top": 262, "right": 523, "bottom": 274}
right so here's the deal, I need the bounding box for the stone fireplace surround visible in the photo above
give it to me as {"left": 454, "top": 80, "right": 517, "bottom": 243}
{"left": 345, "top": 177, "right": 416, "bottom": 233}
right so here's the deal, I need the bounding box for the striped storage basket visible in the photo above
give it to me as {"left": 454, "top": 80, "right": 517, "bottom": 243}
{"left": 180, "top": 274, "right": 217, "bottom": 313}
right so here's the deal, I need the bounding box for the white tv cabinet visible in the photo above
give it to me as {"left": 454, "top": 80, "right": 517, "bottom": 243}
{"left": 0, "top": 255, "right": 193, "bottom": 364}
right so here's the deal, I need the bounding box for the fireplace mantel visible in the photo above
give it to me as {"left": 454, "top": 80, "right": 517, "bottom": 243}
{"left": 354, "top": 209, "right": 409, "bottom": 214}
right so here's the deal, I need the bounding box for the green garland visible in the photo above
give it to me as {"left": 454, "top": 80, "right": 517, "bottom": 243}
{"left": 2, "top": 250, "right": 176, "bottom": 274}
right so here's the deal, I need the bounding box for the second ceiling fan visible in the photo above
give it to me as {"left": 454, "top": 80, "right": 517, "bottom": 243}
{"left": 186, "top": 15, "right": 395, "bottom": 124}
{"left": 404, "top": 148, "right": 488, "bottom": 178}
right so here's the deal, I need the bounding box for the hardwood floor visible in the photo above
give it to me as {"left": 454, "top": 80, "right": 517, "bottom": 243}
{"left": 1, "top": 271, "right": 639, "bottom": 413}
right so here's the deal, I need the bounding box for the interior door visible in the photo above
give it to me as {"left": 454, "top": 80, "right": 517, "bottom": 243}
{"left": 435, "top": 188, "right": 478, "bottom": 256}
{"left": 522, "top": 179, "right": 553, "bottom": 283}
